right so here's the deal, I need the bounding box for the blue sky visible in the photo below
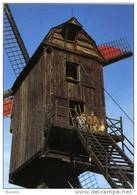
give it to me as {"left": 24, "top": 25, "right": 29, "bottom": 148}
{"left": 4, "top": 3, "right": 134, "bottom": 189}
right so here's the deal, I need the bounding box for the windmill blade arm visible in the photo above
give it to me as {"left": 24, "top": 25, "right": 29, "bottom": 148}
{"left": 4, "top": 4, "right": 30, "bottom": 63}
{"left": 4, "top": 89, "right": 13, "bottom": 99}
{"left": 4, "top": 4, "right": 30, "bottom": 77}
{"left": 97, "top": 38, "right": 133, "bottom": 66}
{"left": 3, "top": 88, "right": 13, "bottom": 118}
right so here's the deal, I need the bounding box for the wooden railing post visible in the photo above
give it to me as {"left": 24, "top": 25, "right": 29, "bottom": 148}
{"left": 120, "top": 116, "right": 124, "bottom": 152}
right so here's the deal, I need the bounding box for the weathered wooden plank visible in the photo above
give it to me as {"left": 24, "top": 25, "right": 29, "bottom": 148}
{"left": 35, "top": 54, "right": 45, "bottom": 152}
{"left": 77, "top": 45, "right": 96, "bottom": 55}
{"left": 77, "top": 40, "right": 94, "bottom": 49}
{"left": 26, "top": 59, "right": 37, "bottom": 161}
{"left": 10, "top": 89, "right": 21, "bottom": 173}
{"left": 19, "top": 75, "right": 28, "bottom": 167}
{"left": 51, "top": 38, "right": 65, "bottom": 48}
{"left": 77, "top": 31, "right": 91, "bottom": 42}
{"left": 53, "top": 32, "right": 64, "bottom": 41}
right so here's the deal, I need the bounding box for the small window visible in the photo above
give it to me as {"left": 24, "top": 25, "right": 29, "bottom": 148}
{"left": 61, "top": 23, "right": 81, "bottom": 42}
{"left": 66, "top": 62, "right": 80, "bottom": 82}
{"left": 66, "top": 26, "right": 78, "bottom": 41}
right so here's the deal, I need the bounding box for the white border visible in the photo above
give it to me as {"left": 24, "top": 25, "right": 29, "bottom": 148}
{"left": 0, "top": 1, "right": 136, "bottom": 195}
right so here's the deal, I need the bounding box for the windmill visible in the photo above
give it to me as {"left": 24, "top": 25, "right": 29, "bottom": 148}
{"left": 3, "top": 4, "right": 133, "bottom": 189}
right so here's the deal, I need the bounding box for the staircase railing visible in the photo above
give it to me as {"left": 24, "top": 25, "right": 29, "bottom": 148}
{"left": 107, "top": 117, "right": 134, "bottom": 160}
{"left": 46, "top": 106, "right": 134, "bottom": 162}
{"left": 69, "top": 108, "right": 133, "bottom": 188}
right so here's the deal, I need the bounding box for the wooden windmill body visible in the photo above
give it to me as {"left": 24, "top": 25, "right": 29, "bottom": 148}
{"left": 4, "top": 5, "right": 133, "bottom": 189}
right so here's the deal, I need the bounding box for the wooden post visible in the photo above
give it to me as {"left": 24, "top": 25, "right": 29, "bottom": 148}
{"left": 120, "top": 116, "right": 124, "bottom": 152}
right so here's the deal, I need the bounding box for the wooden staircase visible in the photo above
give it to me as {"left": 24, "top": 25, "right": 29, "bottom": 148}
{"left": 70, "top": 110, "right": 134, "bottom": 188}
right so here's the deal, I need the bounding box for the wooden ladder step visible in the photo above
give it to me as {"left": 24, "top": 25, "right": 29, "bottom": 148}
{"left": 110, "top": 159, "right": 129, "bottom": 163}
{"left": 89, "top": 137, "right": 112, "bottom": 143}
{"left": 111, "top": 156, "right": 123, "bottom": 159}
{"left": 111, "top": 152, "right": 121, "bottom": 155}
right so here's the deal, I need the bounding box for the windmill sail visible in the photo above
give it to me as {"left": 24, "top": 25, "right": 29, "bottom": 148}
{"left": 79, "top": 172, "right": 99, "bottom": 189}
{"left": 98, "top": 38, "right": 133, "bottom": 65}
{"left": 3, "top": 97, "right": 13, "bottom": 118}
{"left": 4, "top": 4, "right": 30, "bottom": 118}
{"left": 4, "top": 4, "right": 30, "bottom": 77}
